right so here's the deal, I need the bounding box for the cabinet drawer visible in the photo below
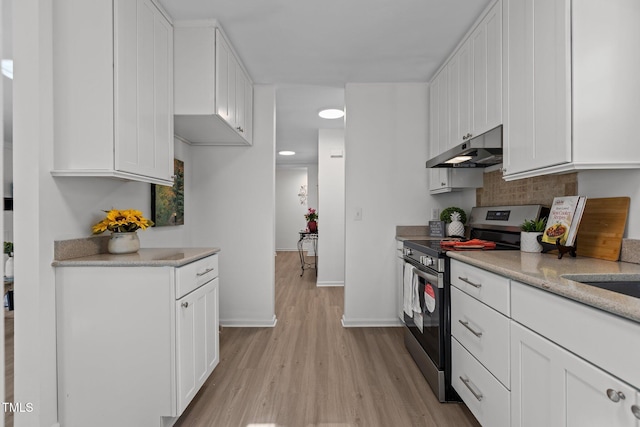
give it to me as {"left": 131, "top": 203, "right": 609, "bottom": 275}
{"left": 452, "top": 337, "right": 510, "bottom": 427}
{"left": 175, "top": 255, "right": 218, "bottom": 299}
{"left": 451, "top": 286, "right": 510, "bottom": 388}
{"left": 450, "top": 259, "right": 510, "bottom": 315}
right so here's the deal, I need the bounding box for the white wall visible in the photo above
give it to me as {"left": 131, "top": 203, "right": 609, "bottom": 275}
{"left": 578, "top": 169, "right": 640, "bottom": 238}
{"left": 343, "top": 83, "right": 434, "bottom": 327}
{"left": 275, "top": 167, "right": 308, "bottom": 250}
{"left": 317, "top": 129, "right": 345, "bottom": 286}
{"left": 190, "top": 85, "right": 276, "bottom": 327}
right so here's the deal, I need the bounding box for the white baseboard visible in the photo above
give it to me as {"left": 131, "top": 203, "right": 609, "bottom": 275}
{"left": 340, "top": 315, "right": 404, "bottom": 328}
{"left": 316, "top": 281, "right": 344, "bottom": 287}
{"left": 220, "top": 315, "right": 278, "bottom": 328}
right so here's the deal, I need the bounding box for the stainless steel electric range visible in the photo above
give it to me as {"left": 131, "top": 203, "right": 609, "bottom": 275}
{"left": 402, "top": 204, "right": 549, "bottom": 402}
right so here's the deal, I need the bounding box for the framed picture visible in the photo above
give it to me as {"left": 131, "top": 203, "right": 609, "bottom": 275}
{"left": 151, "top": 159, "right": 184, "bottom": 226}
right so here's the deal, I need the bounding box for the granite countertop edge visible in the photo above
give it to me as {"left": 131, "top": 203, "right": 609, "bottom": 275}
{"left": 52, "top": 248, "right": 220, "bottom": 267}
{"left": 447, "top": 251, "right": 640, "bottom": 323}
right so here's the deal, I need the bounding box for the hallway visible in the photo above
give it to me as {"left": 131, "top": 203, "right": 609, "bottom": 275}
{"left": 175, "top": 251, "right": 478, "bottom": 426}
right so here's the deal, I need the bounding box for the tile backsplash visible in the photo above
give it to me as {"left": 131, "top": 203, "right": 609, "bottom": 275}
{"left": 476, "top": 170, "right": 578, "bottom": 207}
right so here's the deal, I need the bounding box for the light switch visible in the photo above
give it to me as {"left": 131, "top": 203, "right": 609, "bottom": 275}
{"left": 354, "top": 207, "right": 362, "bottom": 221}
{"left": 431, "top": 208, "right": 440, "bottom": 220}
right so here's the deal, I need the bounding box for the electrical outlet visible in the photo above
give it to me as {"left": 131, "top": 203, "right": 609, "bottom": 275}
{"left": 431, "top": 208, "right": 440, "bottom": 220}
{"left": 354, "top": 207, "right": 363, "bottom": 221}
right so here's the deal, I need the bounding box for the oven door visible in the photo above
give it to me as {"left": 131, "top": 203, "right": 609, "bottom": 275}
{"left": 403, "top": 259, "right": 445, "bottom": 369}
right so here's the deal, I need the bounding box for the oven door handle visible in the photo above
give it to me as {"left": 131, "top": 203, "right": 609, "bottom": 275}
{"left": 410, "top": 266, "right": 442, "bottom": 288}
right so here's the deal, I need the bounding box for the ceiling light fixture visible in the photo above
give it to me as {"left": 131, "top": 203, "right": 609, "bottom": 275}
{"left": 278, "top": 150, "right": 296, "bottom": 156}
{"left": 318, "top": 109, "right": 344, "bottom": 119}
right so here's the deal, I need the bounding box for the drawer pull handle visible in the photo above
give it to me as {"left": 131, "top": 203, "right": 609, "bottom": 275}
{"left": 459, "top": 320, "right": 483, "bottom": 337}
{"left": 181, "top": 301, "right": 189, "bottom": 308}
{"left": 632, "top": 405, "right": 640, "bottom": 419}
{"left": 459, "top": 376, "right": 483, "bottom": 401}
{"left": 606, "top": 388, "right": 626, "bottom": 402}
{"left": 197, "top": 268, "right": 214, "bottom": 277}
{"left": 459, "top": 277, "right": 482, "bottom": 288}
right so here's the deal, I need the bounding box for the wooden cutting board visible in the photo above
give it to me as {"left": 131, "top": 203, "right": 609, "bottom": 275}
{"left": 575, "top": 197, "right": 630, "bottom": 261}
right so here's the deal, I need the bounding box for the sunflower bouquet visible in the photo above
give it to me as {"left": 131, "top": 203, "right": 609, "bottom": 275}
{"left": 92, "top": 209, "right": 154, "bottom": 234}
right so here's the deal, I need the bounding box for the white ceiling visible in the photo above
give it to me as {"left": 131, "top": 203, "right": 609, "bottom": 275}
{"left": 2, "top": 0, "right": 492, "bottom": 164}
{"left": 158, "top": 0, "right": 491, "bottom": 165}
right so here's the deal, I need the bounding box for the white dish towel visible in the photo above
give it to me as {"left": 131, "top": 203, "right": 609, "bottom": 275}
{"left": 403, "top": 263, "right": 414, "bottom": 316}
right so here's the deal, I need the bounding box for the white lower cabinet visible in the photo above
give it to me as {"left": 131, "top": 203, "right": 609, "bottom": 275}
{"left": 451, "top": 286, "right": 510, "bottom": 387}
{"left": 55, "top": 254, "right": 220, "bottom": 427}
{"left": 452, "top": 338, "right": 510, "bottom": 427}
{"left": 511, "top": 321, "right": 639, "bottom": 427}
{"left": 176, "top": 278, "right": 219, "bottom": 414}
{"left": 451, "top": 259, "right": 640, "bottom": 427}
{"left": 450, "top": 260, "right": 511, "bottom": 426}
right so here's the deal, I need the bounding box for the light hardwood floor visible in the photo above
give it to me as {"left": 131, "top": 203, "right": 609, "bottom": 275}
{"left": 175, "top": 251, "right": 479, "bottom": 427}
{"left": 5, "top": 309, "right": 14, "bottom": 427}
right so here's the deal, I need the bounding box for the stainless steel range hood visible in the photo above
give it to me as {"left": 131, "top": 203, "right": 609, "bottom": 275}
{"left": 426, "top": 125, "right": 503, "bottom": 168}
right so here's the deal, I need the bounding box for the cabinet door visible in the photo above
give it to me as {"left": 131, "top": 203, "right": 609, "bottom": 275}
{"left": 471, "top": 1, "right": 502, "bottom": 137}
{"left": 215, "top": 29, "right": 232, "bottom": 123}
{"left": 176, "top": 278, "right": 219, "bottom": 414}
{"left": 244, "top": 78, "right": 254, "bottom": 143}
{"left": 503, "top": 0, "right": 571, "bottom": 176}
{"left": 447, "top": 44, "right": 472, "bottom": 148}
{"left": 235, "top": 68, "right": 247, "bottom": 136}
{"left": 511, "top": 321, "right": 638, "bottom": 427}
{"left": 429, "top": 168, "right": 448, "bottom": 192}
{"left": 114, "top": 0, "right": 173, "bottom": 181}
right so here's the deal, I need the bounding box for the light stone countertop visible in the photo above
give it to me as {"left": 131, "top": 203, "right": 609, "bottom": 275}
{"left": 447, "top": 250, "right": 640, "bottom": 323}
{"left": 396, "top": 235, "right": 435, "bottom": 241}
{"left": 52, "top": 247, "right": 220, "bottom": 267}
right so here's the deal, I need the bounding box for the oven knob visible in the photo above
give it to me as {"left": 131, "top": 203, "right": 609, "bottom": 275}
{"left": 425, "top": 257, "right": 434, "bottom": 266}
{"left": 405, "top": 248, "right": 413, "bottom": 256}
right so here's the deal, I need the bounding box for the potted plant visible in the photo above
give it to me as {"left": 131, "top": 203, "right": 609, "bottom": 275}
{"left": 440, "top": 207, "right": 467, "bottom": 237}
{"left": 304, "top": 208, "right": 318, "bottom": 233}
{"left": 92, "top": 209, "right": 154, "bottom": 254}
{"left": 520, "top": 217, "right": 547, "bottom": 253}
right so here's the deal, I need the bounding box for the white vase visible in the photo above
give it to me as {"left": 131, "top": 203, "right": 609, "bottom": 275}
{"left": 447, "top": 220, "right": 465, "bottom": 237}
{"left": 5, "top": 256, "right": 13, "bottom": 278}
{"left": 108, "top": 232, "right": 140, "bottom": 254}
{"left": 520, "top": 232, "right": 543, "bottom": 253}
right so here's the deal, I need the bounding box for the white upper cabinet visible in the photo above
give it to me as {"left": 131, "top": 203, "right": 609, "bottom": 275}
{"left": 503, "top": 0, "right": 640, "bottom": 179}
{"left": 174, "top": 22, "right": 254, "bottom": 145}
{"left": 471, "top": 2, "right": 502, "bottom": 138}
{"left": 429, "top": 0, "right": 502, "bottom": 152}
{"left": 52, "top": 0, "right": 174, "bottom": 186}
{"left": 427, "top": 0, "right": 500, "bottom": 194}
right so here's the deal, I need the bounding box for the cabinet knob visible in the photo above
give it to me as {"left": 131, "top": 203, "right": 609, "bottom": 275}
{"left": 632, "top": 405, "right": 640, "bottom": 419}
{"left": 441, "top": 182, "right": 446, "bottom": 186}
{"left": 181, "top": 301, "right": 189, "bottom": 308}
{"left": 236, "top": 126, "right": 244, "bottom": 133}
{"left": 606, "top": 388, "right": 626, "bottom": 402}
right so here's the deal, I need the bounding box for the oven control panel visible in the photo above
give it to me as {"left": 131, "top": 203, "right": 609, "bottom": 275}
{"left": 403, "top": 247, "right": 444, "bottom": 272}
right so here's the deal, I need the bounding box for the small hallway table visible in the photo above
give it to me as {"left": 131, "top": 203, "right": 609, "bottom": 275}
{"left": 297, "top": 231, "right": 318, "bottom": 276}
